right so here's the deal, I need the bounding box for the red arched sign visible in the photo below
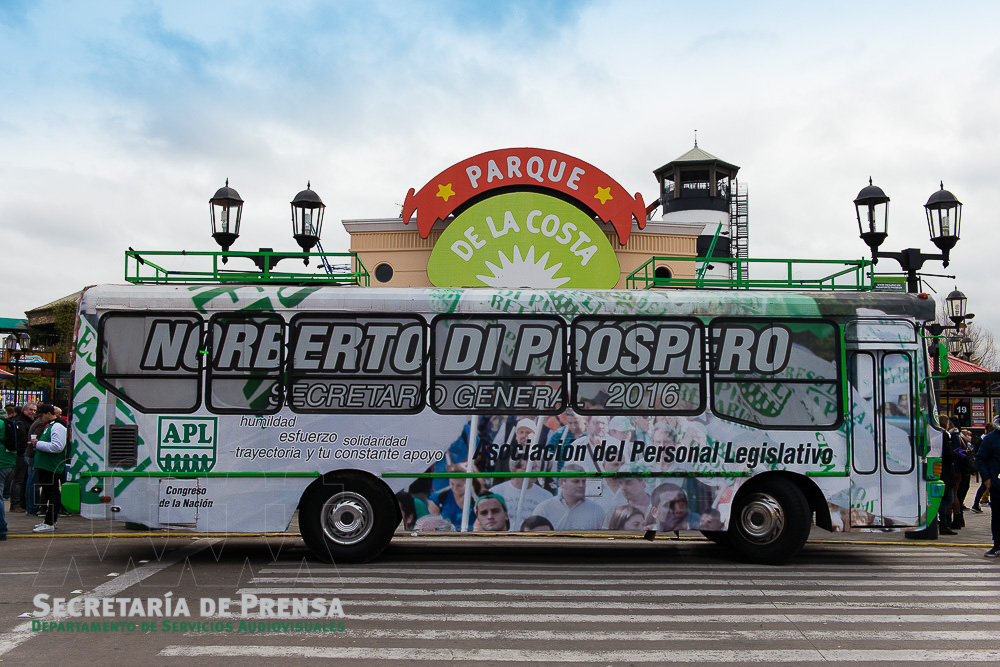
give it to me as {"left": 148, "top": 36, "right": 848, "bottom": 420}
{"left": 401, "top": 147, "right": 646, "bottom": 244}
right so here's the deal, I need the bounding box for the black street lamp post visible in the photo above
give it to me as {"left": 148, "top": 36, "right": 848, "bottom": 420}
{"left": 949, "top": 335, "right": 974, "bottom": 360}
{"left": 209, "top": 180, "right": 325, "bottom": 271}
{"left": 942, "top": 288, "right": 975, "bottom": 361}
{"left": 927, "top": 287, "right": 975, "bottom": 343}
{"left": 3, "top": 332, "right": 30, "bottom": 405}
{"left": 291, "top": 182, "right": 325, "bottom": 263}
{"left": 944, "top": 287, "right": 970, "bottom": 325}
{"left": 855, "top": 180, "right": 963, "bottom": 294}
{"left": 209, "top": 179, "right": 244, "bottom": 263}
{"left": 859, "top": 181, "right": 966, "bottom": 543}
{"left": 960, "top": 336, "right": 974, "bottom": 358}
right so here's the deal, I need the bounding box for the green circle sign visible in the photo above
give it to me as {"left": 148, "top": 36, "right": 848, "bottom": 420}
{"left": 427, "top": 192, "right": 621, "bottom": 288}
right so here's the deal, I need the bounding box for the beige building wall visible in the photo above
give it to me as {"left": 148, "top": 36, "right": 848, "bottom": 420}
{"left": 343, "top": 218, "right": 703, "bottom": 289}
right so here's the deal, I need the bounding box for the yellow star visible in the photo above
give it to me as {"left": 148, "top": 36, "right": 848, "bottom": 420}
{"left": 594, "top": 186, "right": 613, "bottom": 205}
{"left": 436, "top": 183, "right": 456, "bottom": 202}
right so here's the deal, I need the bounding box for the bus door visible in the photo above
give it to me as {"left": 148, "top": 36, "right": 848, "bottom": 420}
{"left": 847, "top": 321, "right": 919, "bottom": 528}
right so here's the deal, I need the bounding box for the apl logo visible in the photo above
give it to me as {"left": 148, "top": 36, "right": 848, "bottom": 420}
{"left": 157, "top": 417, "right": 217, "bottom": 473}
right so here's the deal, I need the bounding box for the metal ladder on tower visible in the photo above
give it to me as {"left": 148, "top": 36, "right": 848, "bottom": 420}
{"left": 729, "top": 179, "right": 749, "bottom": 284}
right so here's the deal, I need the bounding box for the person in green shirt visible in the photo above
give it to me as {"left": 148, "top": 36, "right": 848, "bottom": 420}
{"left": 31, "top": 404, "right": 67, "bottom": 533}
{"left": 0, "top": 416, "right": 16, "bottom": 540}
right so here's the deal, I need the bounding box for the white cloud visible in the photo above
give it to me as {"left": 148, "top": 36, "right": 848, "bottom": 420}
{"left": 1, "top": 0, "right": 998, "bottom": 344}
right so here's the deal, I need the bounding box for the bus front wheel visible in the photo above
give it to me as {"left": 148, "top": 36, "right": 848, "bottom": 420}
{"left": 300, "top": 474, "right": 396, "bottom": 563}
{"left": 728, "top": 478, "right": 810, "bottom": 564}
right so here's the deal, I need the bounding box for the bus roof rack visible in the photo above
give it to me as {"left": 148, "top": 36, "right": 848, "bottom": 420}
{"left": 626, "top": 256, "right": 876, "bottom": 291}
{"left": 124, "top": 249, "right": 370, "bottom": 286}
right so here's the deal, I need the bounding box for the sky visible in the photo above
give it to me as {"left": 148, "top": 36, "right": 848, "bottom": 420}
{"left": 2, "top": 0, "right": 999, "bottom": 346}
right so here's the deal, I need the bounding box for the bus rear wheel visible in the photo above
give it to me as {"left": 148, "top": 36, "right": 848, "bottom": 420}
{"left": 300, "top": 474, "right": 396, "bottom": 563}
{"left": 728, "top": 478, "right": 810, "bottom": 564}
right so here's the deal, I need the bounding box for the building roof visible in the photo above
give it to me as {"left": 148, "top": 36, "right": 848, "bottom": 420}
{"left": 26, "top": 291, "right": 82, "bottom": 316}
{"left": 931, "top": 354, "right": 996, "bottom": 375}
{"left": 0, "top": 318, "right": 28, "bottom": 334}
{"left": 948, "top": 356, "right": 991, "bottom": 373}
{"left": 653, "top": 144, "right": 740, "bottom": 179}
{"left": 25, "top": 291, "right": 82, "bottom": 328}
{"left": 672, "top": 145, "right": 721, "bottom": 162}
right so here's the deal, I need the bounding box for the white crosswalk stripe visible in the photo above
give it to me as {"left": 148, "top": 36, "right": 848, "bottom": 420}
{"left": 161, "top": 544, "right": 1000, "bottom": 664}
{"left": 160, "top": 646, "right": 1000, "bottom": 662}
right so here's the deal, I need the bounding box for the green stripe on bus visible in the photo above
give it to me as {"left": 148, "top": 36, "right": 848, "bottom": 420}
{"left": 381, "top": 471, "right": 751, "bottom": 479}
{"left": 79, "top": 472, "right": 321, "bottom": 479}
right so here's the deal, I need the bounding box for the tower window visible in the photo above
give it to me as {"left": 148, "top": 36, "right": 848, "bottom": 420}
{"left": 374, "top": 263, "right": 394, "bottom": 283}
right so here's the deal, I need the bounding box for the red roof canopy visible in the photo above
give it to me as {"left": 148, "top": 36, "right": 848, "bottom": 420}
{"left": 947, "top": 356, "right": 991, "bottom": 373}
{"left": 931, "top": 354, "right": 993, "bottom": 375}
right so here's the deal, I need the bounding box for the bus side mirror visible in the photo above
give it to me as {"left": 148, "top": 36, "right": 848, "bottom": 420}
{"left": 937, "top": 339, "right": 950, "bottom": 376}
{"left": 923, "top": 332, "right": 951, "bottom": 379}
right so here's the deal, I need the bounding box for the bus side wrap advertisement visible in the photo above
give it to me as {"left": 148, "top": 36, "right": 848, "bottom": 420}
{"left": 75, "top": 253, "right": 942, "bottom": 554}
{"left": 100, "top": 312, "right": 840, "bottom": 430}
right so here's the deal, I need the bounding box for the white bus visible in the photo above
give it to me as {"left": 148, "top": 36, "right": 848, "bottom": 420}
{"left": 72, "top": 284, "right": 945, "bottom": 563}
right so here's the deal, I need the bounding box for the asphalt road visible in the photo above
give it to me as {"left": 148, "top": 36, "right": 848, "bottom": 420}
{"left": 1, "top": 508, "right": 999, "bottom": 665}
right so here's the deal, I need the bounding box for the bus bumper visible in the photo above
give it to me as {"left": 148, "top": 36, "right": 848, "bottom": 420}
{"left": 925, "top": 480, "right": 946, "bottom": 523}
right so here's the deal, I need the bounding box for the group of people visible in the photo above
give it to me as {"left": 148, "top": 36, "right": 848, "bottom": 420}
{"left": 395, "top": 410, "right": 720, "bottom": 534}
{"left": 1, "top": 401, "right": 69, "bottom": 539}
{"left": 972, "top": 416, "right": 1000, "bottom": 558}
{"left": 938, "top": 415, "right": 977, "bottom": 535}
{"left": 938, "top": 414, "right": 1000, "bottom": 558}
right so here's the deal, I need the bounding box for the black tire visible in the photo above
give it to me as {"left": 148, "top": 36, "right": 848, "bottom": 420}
{"left": 727, "top": 478, "right": 811, "bottom": 564}
{"left": 700, "top": 530, "right": 730, "bottom": 546}
{"left": 299, "top": 473, "right": 397, "bottom": 563}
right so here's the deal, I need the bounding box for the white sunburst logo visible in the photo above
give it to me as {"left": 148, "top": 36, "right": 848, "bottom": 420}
{"left": 476, "top": 245, "right": 570, "bottom": 288}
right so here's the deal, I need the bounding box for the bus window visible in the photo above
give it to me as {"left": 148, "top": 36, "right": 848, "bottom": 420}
{"left": 207, "top": 313, "right": 285, "bottom": 414}
{"left": 882, "top": 353, "right": 915, "bottom": 474}
{"left": 97, "top": 312, "right": 203, "bottom": 412}
{"left": 709, "top": 318, "right": 842, "bottom": 429}
{"left": 571, "top": 316, "right": 704, "bottom": 414}
{"left": 287, "top": 314, "right": 426, "bottom": 414}
{"left": 845, "top": 319, "right": 917, "bottom": 344}
{"left": 431, "top": 315, "right": 566, "bottom": 415}
{"left": 850, "top": 352, "right": 877, "bottom": 475}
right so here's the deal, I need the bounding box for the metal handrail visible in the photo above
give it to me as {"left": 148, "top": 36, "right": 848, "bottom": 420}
{"left": 626, "top": 256, "right": 875, "bottom": 291}
{"left": 125, "top": 249, "right": 369, "bottom": 286}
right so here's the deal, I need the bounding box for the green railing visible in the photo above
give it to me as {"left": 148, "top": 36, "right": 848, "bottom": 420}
{"left": 626, "top": 256, "right": 875, "bottom": 291}
{"left": 125, "top": 249, "right": 370, "bottom": 286}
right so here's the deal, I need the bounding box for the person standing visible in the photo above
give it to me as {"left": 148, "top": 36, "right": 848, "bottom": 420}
{"left": 976, "top": 416, "right": 1000, "bottom": 558}
{"left": 5, "top": 405, "right": 21, "bottom": 509}
{"left": 972, "top": 422, "right": 995, "bottom": 513}
{"left": 31, "top": 404, "right": 67, "bottom": 533}
{"left": 20, "top": 402, "right": 41, "bottom": 515}
{"left": 938, "top": 416, "right": 959, "bottom": 536}
{"left": 953, "top": 429, "right": 975, "bottom": 528}
{"left": 11, "top": 402, "right": 35, "bottom": 513}
{"left": 0, "top": 416, "right": 15, "bottom": 540}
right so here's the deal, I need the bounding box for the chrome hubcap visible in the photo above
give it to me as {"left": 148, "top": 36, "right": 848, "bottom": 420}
{"left": 321, "top": 492, "right": 373, "bottom": 545}
{"left": 738, "top": 493, "right": 785, "bottom": 544}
